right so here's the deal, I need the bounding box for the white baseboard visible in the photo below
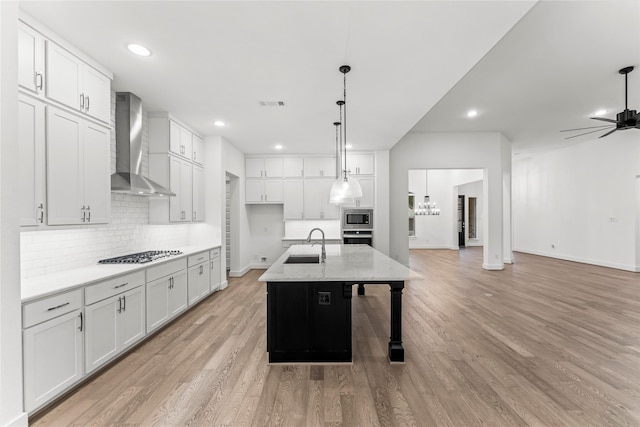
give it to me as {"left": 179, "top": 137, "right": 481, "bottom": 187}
{"left": 513, "top": 248, "right": 639, "bottom": 272}
{"left": 482, "top": 262, "right": 505, "bottom": 271}
{"left": 250, "top": 263, "right": 272, "bottom": 270}
{"left": 229, "top": 264, "right": 251, "bottom": 277}
{"left": 409, "top": 245, "right": 456, "bottom": 250}
{"left": 4, "top": 412, "right": 28, "bottom": 427}
{"left": 219, "top": 280, "right": 228, "bottom": 290}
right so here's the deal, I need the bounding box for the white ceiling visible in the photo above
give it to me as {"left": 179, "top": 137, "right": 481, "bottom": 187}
{"left": 19, "top": 1, "right": 639, "bottom": 156}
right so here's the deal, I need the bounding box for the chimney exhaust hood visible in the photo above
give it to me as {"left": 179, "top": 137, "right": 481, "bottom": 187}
{"left": 111, "top": 92, "right": 175, "bottom": 196}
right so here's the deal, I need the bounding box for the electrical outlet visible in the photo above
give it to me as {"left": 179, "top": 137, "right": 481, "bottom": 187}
{"left": 318, "top": 292, "right": 331, "bottom": 305}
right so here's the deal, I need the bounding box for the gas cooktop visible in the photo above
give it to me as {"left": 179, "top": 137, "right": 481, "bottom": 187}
{"left": 98, "top": 250, "right": 183, "bottom": 264}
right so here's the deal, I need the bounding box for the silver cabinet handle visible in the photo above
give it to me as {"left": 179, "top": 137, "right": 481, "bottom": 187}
{"left": 78, "top": 312, "right": 83, "bottom": 331}
{"left": 47, "top": 302, "right": 70, "bottom": 311}
{"left": 80, "top": 93, "right": 85, "bottom": 110}
{"left": 86, "top": 95, "right": 90, "bottom": 112}
{"left": 38, "top": 203, "right": 44, "bottom": 223}
{"left": 199, "top": 265, "right": 203, "bottom": 275}
{"left": 87, "top": 205, "right": 91, "bottom": 222}
{"left": 210, "top": 261, "right": 214, "bottom": 270}
{"left": 117, "top": 297, "right": 122, "bottom": 313}
{"left": 122, "top": 295, "right": 126, "bottom": 312}
{"left": 114, "top": 282, "right": 128, "bottom": 289}
{"left": 35, "top": 72, "right": 43, "bottom": 90}
{"left": 81, "top": 206, "right": 86, "bottom": 222}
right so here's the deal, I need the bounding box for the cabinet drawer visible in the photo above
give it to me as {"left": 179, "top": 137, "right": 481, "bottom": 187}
{"left": 146, "top": 258, "right": 187, "bottom": 282}
{"left": 188, "top": 251, "right": 209, "bottom": 267}
{"left": 209, "top": 247, "right": 221, "bottom": 259}
{"left": 85, "top": 271, "right": 145, "bottom": 305}
{"left": 23, "top": 289, "right": 82, "bottom": 328}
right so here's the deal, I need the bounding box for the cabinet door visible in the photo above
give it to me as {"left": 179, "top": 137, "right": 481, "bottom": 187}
{"left": 342, "top": 177, "right": 374, "bottom": 208}
{"left": 245, "top": 158, "right": 264, "bottom": 178}
{"left": 45, "top": 41, "right": 82, "bottom": 112}
{"left": 83, "top": 66, "right": 111, "bottom": 123}
{"left": 283, "top": 180, "right": 304, "bottom": 220}
{"left": 169, "top": 270, "right": 188, "bottom": 317}
{"left": 245, "top": 180, "right": 264, "bottom": 203}
{"left": 264, "top": 180, "right": 283, "bottom": 203}
{"left": 23, "top": 310, "right": 83, "bottom": 413}
{"left": 179, "top": 125, "right": 192, "bottom": 160}
{"left": 47, "top": 107, "right": 83, "bottom": 225}
{"left": 18, "top": 23, "right": 45, "bottom": 95}
{"left": 304, "top": 157, "right": 336, "bottom": 178}
{"left": 304, "top": 180, "right": 337, "bottom": 219}
{"left": 349, "top": 154, "right": 374, "bottom": 175}
{"left": 83, "top": 123, "right": 110, "bottom": 224}
{"left": 85, "top": 297, "right": 118, "bottom": 373}
{"left": 169, "top": 121, "right": 183, "bottom": 157}
{"left": 179, "top": 160, "right": 193, "bottom": 221}
{"left": 209, "top": 253, "right": 221, "bottom": 292}
{"left": 192, "top": 165, "right": 205, "bottom": 221}
{"left": 169, "top": 156, "right": 183, "bottom": 222}
{"left": 19, "top": 95, "right": 46, "bottom": 226}
{"left": 283, "top": 157, "right": 304, "bottom": 178}
{"left": 118, "top": 286, "right": 146, "bottom": 350}
{"left": 192, "top": 134, "right": 204, "bottom": 165}
{"left": 264, "top": 158, "right": 283, "bottom": 178}
{"left": 146, "top": 276, "right": 170, "bottom": 332}
{"left": 188, "top": 262, "right": 210, "bottom": 305}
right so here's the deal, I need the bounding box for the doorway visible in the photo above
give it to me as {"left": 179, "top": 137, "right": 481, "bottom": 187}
{"left": 458, "top": 195, "right": 465, "bottom": 247}
{"left": 225, "top": 172, "right": 239, "bottom": 278}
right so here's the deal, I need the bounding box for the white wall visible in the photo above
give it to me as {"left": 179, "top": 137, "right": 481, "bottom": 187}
{"left": 222, "top": 138, "right": 252, "bottom": 276}
{"left": 374, "top": 150, "right": 390, "bottom": 255}
{"left": 247, "top": 204, "right": 284, "bottom": 267}
{"left": 513, "top": 131, "right": 640, "bottom": 272}
{"left": 390, "top": 132, "right": 511, "bottom": 269}
{"left": 0, "top": 2, "right": 27, "bottom": 425}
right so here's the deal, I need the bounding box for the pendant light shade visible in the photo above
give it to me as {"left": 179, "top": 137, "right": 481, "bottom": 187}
{"left": 329, "top": 65, "right": 362, "bottom": 205}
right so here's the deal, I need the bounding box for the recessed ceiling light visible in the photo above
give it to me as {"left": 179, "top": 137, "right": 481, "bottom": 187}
{"left": 274, "top": 144, "right": 283, "bottom": 150}
{"left": 213, "top": 120, "right": 226, "bottom": 127}
{"left": 127, "top": 43, "right": 151, "bottom": 57}
{"left": 594, "top": 109, "right": 608, "bottom": 116}
{"left": 466, "top": 109, "right": 478, "bottom": 118}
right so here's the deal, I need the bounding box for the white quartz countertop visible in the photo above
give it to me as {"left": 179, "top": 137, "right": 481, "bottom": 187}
{"left": 22, "top": 245, "right": 220, "bottom": 303}
{"left": 259, "top": 244, "right": 422, "bottom": 282}
{"left": 282, "top": 236, "right": 342, "bottom": 241}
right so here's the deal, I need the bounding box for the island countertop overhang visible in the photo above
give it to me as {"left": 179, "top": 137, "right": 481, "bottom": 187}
{"left": 258, "top": 244, "right": 421, "bottom": 283}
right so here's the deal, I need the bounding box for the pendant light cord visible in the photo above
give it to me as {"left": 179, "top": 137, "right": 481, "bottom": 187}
{"left": 343, "top": 69, "right": 348, "bottom": 178}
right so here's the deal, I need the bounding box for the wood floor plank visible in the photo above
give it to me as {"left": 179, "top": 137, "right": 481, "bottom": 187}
{"left": 30, "top": 249, "right": 640, "bottom": 426}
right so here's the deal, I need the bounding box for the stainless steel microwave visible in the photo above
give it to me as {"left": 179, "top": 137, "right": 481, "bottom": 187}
{"left": 342, "top": 208, "right": 373, "bottom": 229}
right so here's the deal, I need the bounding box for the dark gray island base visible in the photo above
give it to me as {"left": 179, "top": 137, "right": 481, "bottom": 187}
{"left": 260, "top": 244, "right": 419, "bottom": 364}
{"left": 266, "top": 279, "right": 405, "bottom": 363}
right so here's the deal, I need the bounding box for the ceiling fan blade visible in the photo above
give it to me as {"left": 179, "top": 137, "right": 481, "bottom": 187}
{"left": 598, "top": 128, "right": 618, "bottom": 138}
{"left": 564, "top": 127, "right": 615, "bottom": 140}
{"left": 590, "top": 117, "right": 618, "bottom": 123}
{"left": 560, "top": 124, "right": 614, "bottom": 132}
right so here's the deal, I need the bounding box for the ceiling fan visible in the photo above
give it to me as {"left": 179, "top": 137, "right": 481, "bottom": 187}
{"left": 562, "top": 66, "right": 639, "bottom": 139}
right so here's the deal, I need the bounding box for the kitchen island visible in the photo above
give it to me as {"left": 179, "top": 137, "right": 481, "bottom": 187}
{"left": 259, "top": 244, "right": 420, "bottom": 363}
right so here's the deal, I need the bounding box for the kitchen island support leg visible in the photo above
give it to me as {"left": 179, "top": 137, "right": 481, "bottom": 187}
{"left": 357, "top": 284, "right": 365, "bottom": 295}
{"left": 388, "top": 281, "right": 404, "bottom": 362}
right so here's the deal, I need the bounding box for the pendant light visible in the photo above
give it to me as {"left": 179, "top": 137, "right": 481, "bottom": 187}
{"left": 329, "top": 65, "right": 362, "bottom": 204}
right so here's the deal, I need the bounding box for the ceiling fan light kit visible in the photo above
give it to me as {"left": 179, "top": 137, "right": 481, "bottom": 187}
{"left": 562, "top": 65, "right": 639, "bottom": 139}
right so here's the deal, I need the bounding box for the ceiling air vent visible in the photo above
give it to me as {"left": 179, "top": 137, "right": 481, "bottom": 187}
{"left": 259, "top": 101, "right": 285, "bottom": 107}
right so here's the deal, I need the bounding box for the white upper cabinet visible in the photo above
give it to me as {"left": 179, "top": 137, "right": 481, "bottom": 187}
{"left": 151, "top": 116, "right": 199, "bottom": 161}
{"left": 283, "top": 157, "right": 304, "bottom": 178}
{"left": 303, "top": 180, "right": 338, "bottom": 220}
{"left": 347, "top": 153, "right": 375, "bottom": 176}
{"left": 45, "top": 41, "right": 111, "bottom": 124}
{"left": 18, "top": 23, "right": 45, "bottom": 95}
{"left": 19, "top": 94, "right": 46, "bottom": 227}
{"left": 246, "top": 157, "right": 283, "bottom": 179}
{"left": 192, "top": 165, "right": 205, "bottom": 221}
{"left": 303, "top": 157, "right": 336, "bottom": 178}
{"left": 149, "top": 154, "right": 194, "bottom": 223}
{"left": 192, "top": 134, "right": 204, "bottom": 165}
{"left": 46, "top": 107, "right": 110, "bottom": 225}
{"left": 341, "top": 177, "right": 374, "bottom": 208}
{"left": 283, "top": 180, "right": 304, "bottom": 219}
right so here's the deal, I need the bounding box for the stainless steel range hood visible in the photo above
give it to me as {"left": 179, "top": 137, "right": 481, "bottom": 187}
{"left": 112, "top": 92, "right": 175, "bottom": 196}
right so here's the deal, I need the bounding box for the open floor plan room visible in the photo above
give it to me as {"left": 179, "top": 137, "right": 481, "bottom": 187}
{"left": 30, "top": 248, "right": 640, "bottom": 426}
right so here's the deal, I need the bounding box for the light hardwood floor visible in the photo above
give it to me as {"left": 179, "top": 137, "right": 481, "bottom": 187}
{"left": 31, "top": 248, "right": 640, "bottom": 426}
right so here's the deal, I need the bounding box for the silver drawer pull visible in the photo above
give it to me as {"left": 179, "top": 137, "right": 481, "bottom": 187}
{"left": 114, "top": 282, "right": 128, "bottom": 289}
{"left": 47, "top": 302, "right": 70, "bottom": 311}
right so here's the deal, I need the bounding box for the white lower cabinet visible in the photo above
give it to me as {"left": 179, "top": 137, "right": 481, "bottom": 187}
{"left": 188, "top": 251, "right": 210, "bottom": 305}
{"left": 210, "top": 248, "right": 221, "bottom": 292}
{"left": 146, "top": 259, "right": 188, "bottom": 332}
{"left": 84, "top": 273, "right": 146, "bottom": 374}
{"left": 23, "top": 290, "right": 83, "bottom": 413}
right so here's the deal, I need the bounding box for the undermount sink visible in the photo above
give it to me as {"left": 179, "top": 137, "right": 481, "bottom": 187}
{"left": 284, "top": 254, "right": 320, "bottom": 264}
